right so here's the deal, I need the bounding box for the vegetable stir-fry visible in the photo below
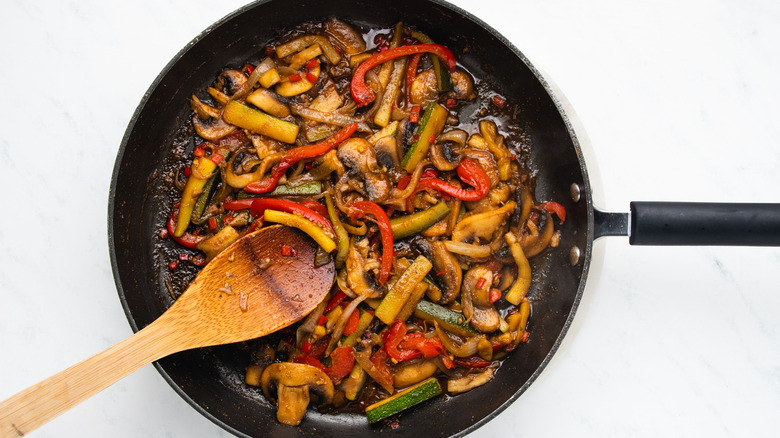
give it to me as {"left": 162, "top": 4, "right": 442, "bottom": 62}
{"left": 161, "top": 18, "right": 564, "bottom": 427}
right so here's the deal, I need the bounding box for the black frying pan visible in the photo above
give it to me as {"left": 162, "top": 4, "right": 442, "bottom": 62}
{"left": 108, "top": 0, "right": 780, "bottom": 436}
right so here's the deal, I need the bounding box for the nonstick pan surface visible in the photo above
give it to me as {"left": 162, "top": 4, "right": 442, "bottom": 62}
{"left": 2, "top": 1, "right": 780, "bottom": 437}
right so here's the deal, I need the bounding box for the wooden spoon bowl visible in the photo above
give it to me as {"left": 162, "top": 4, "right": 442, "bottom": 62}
{"left": 0, "top": 225, "right": 334, "bottom": 437}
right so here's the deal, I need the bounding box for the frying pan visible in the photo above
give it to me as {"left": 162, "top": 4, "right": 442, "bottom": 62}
{"left": 104, "top": 0, "right": 780, "bottom": 436}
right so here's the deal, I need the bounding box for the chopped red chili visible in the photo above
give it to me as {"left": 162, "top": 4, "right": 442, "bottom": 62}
{"left": 168, "top": 261, "right": 178, "bottom": 270}
{"left": 281, "top": 244, "right": 295, "bottom": 256}
{"left": 210, "top": 153, "right": 223, "bottom": 165}
{"left": 492, "top": 95, "right": 506, "bottom": 108}
{"left": 288, "top": 73, "right": 302, "bottom": 82}
{"left": 489, "top": 288, "right": 502, "bottom": 304}
{"left": 347, "top": 201, "right": 393, "bottom": 285}
{"left": 305, "top": 72, "right": 317, "bottom": 83}
{"left": 306, "top": 58, "right": 319, "bottom": 69}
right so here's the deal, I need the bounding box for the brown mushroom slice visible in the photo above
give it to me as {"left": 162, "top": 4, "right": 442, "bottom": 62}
{"left": 449, "top": 69, "right": 476, "bottom": 101}
{"left": 393, "top": 359, "right": 439, "bottom": 388}
{"left": 337, "top": 137, "right": 391, "bottom": 203}
{"left": 412, "top": 238, "right": 462, "bottom": 304}
{"left": 452, "top": 201, "right": 516, "bottom": 245}
{"left": 325, "top": 17, "right": 366, "bottom": 55}
{"left": 462, "top": 265, "right": 501, "bottom": 333}
{"left": 189, "top": 95, "right": 236, "bottom": 140}
{"left": 429, "top": 129, "right": 467, "bottom": 171}
{"left": 345, "top": 240, "right": 385, "bottom": 298}
{"left": 446, "top": 367, "right": 495, "bottom": 394}
{"left": 216, "top": 69, "right": 248, "bottom": 96}
{"left": 373, "top": 135, "right": 400, "bottom": 171}
{"left": 260, "top": 362, "right": 335, "bottom": 426}
{"left": 409, "top": 69, "right": 438, "bottom": 106}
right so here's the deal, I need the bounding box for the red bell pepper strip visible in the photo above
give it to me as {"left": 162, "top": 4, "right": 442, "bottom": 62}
{"left": 244, "top": 123, "right": 358, "bottom": 194}
{"left": 399, "top": 333, "right": 447, "bottom": 359}
{"left": 539, "top": 201, "right": 566, "bottom": 224}
{"left": 324, "top": 290, "right": 347, "bottom": 314}
{"left": 223, "top": 198, "right": 335, "bottom": 235}
{"left": 347, "top": 201, "right": 393, "bottom": 285}
{"left": 351, "top": 44, "right": 457, "bottom": 107}
{"left": 166, "top": 203, "right": 206, "bottom": 249}
{"left": 324, "top": 346, "right": 355, "bottom": 381}
{"left": 416, "top": 157, "right": 490, "bottom": 201}
{"left": 300, "top": 199, "right": 329, "bottom": 218}
{"left": 343, "top": 308, "right": 361, "bottom": 336}
{"left": 384, "top": 319, "right": 422, "bottom": 362}
{"left": 294, "top": 355, "right": 326, "bottom": 371}
{"left": 369, "top": 349, "right": 394, "bottom": 388}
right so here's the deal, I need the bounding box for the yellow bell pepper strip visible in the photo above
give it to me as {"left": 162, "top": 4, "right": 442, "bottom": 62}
{"left": 244, "top": 123, "right": 358, "bottom": 194}
{"left": 166, "top": 202, "right": 206, "bottom": 249}
{"left": 174, "top": 149, "right": 218, "bottom": 237}
{"left": 503, "top": 231, "right": 531, "bottom": 305}
{"left": 263, "top": 209, "right": 337, "bottom": 253}
{"left": 347, "top": 201, "right": 394, "bottom": 285}
{"left": 389, "top": 201, "right": 450, "bottom": 240}
{"left": 400, "top": 102, "right": 448, "bottom": 172}
{"left": 325, "top": 194, "right": 350, "bottom": 268}
{"left": 222, "top": 100, "right": 299, "bottom": 144}
{"left": 351, "top": 44, "right": 457, "bottom": 107}
{"left": 416, "top": 157, "right": 490, "bottom": 201}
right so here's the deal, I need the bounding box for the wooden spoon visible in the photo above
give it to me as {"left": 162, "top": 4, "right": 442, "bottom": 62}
{"left": 0, "top": 225, "right": 335, "bottom": 437}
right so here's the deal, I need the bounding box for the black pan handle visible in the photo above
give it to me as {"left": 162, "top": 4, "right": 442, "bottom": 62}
{"left": 628, "top": 202, "right": 780, "bottom": 246}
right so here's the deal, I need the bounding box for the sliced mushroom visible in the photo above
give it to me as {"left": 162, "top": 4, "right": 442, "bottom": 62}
{"left": 337, "top": 137, "right": 391, "bottom": 203}
{"left": 449, "top": 69, "right": 475, "bottom": 101}
{"left": 446, "top": 367, "right": 495, "bottom": 394}
{"left": 215, "top": 69, "right": 248, "bottom": 96}
{"left": 393, "top": 359, "right": 439, "bottom": 388}
{"left": 429, "top": 129, "right": 467, "bottom": 171}
{"left": 412, "top": 238, "right": 462, "bottom": 305}
{"left": 325, "top": 17, "right": 366, "bottom": 54}
{"left": 345, "top": 239, "right": 385, "bottom": 298}
{"left": 462, "top": 266, "right": 501, "bottom": 333}
{"left": 261, "top": 362, "right": 335, "bottom": 426}
{"left": 373, "top": 135, "right": 400, "bottom": 171}
{"left": 409, "top": 69, "right": 438, "bottom": 106}
{"left": 190, "top": 95, "right": 236, "bottom": 140}
{"left": 464, "top": 182, "right": 512, "bottom": 213}
{"left": 452, "top": 201, "right": 516, "bottom": 244}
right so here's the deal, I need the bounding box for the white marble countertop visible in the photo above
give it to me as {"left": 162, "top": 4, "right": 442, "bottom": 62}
{"left": 2, "top": 1, "right": 779, "bottom": 436}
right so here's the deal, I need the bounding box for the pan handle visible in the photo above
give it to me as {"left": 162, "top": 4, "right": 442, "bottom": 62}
{"left": 628, "top": 202, "right": 780, "bottom": 246}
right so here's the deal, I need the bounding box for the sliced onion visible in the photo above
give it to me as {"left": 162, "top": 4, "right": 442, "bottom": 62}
{"left": 434, "top": 323, "right": 485, "bottom": 358}
{"left": 442, "top": 240, "right": 492, "bottom": 258}
{"left": 326, "top": 294, "right": 367, "bottom": 355}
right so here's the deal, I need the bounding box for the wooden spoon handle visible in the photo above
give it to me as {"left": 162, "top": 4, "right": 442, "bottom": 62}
{"left": 0, "top": 320, "right": 182, "bottom": 437}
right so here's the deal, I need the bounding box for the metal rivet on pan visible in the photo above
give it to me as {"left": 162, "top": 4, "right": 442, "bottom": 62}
{"left": 570, "top": 183, "right": 581, "bottom": 202}
{"left": 569, "top": 246, "right": 581, "bottom": 266}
